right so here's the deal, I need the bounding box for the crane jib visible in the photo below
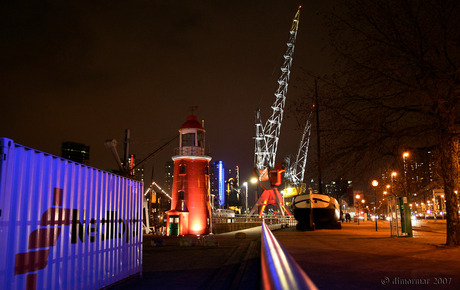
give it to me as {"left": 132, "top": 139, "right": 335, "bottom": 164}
{"left": 254, "top": 6, "right": 301, "bottom": 173}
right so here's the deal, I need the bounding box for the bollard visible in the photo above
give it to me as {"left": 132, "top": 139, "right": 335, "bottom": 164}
{"left": 151, "top": 238, "right": 166, "bottom": 247}
{"left": 235, "top": 232, "right": 247, "bottom": 239}
{"left": 180, "top": 237, "right": 195, "bottom": 246}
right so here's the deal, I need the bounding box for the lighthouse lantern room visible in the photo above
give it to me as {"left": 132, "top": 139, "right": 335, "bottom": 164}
{"left": 166, "top": 113, "right": 212, "bottom": 236}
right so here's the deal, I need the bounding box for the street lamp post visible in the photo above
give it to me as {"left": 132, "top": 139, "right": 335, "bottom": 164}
{"left": 403, "top": 152, "right": 409, "bottom": 196}
{"left": 391, "top": 172, "right": 397, "bottom": 195}
{"left": 355, "top": 194, "right": 360, "bottom": 225}
{"left": 372, "top": 180, "right": 379, "bottom": 231}
{"left": 250, "top": 177, "right": 258, "bottom": 216}
{"left": 243, "top": 182, "right": 248, "bottom": 214}
{"left": 441, "top": 194, "right": 445, "bottom": 219}
{"left": 383, "top": 191, "right": 388, "bottom": 218}
{"left": 389, "top": 171, "right": 399, "bottom": 235}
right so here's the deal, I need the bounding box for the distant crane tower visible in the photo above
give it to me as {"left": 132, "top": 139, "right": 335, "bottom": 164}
{"left": 284, "top": 111, "right": 313, "bottom": 197}
{"left": 250, "top": 6, "right": 301, "bottom": 217}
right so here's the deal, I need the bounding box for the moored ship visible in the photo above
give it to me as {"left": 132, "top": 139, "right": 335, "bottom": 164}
{"left": 291, "top": 193, "right": 341, "bottom": 229}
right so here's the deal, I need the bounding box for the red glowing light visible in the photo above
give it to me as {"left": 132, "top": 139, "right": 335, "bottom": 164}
{"left": 130, "top": 154, "right": 134, "bottom": 169}
{"left": 167, "top": 157, "right": 211, "bottom": 236}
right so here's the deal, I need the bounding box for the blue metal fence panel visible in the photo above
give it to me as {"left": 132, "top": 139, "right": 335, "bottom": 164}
{"left": 0, "top": 138, "right": 143, "bottom": 290}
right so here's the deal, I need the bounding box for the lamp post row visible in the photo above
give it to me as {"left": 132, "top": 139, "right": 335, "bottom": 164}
{"left": 371, "top": 154, "right": 404, "bottom": 231}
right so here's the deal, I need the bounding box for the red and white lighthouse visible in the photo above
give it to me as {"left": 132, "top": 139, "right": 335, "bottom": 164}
{"left": 166, "top": 113, "right": 212, "bottom": 236}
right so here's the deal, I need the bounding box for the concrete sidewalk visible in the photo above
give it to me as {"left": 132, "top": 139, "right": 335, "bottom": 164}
{"left": 117, "top": 226, "right": 265, "bottom": 290}
{"left": 116, "top": 220, "right": 459, "bottom": 290}
{"left": 273, "top": 219, "right": 460, "bottom": 290}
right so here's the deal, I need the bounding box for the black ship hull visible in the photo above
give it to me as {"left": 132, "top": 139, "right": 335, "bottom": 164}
{"left": 291, "top": 194, "right": 341, "bottom": 229}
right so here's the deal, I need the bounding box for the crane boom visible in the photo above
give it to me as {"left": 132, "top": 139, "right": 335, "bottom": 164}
{"left": 250, "top": 6, "right": 301, "bottom": 218}
{"left": 255, "top": 6, "right": 301, "bottom": 172}
{"left": 294, "top": 115, "right": 311, "bottom": 185}
{"left": 286, "top": 111, "right": 312, "bottom": 188}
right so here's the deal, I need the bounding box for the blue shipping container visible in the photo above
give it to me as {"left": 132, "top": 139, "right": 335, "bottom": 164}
{"left": 0, "top": 138, "right": 143, "bottom": 290}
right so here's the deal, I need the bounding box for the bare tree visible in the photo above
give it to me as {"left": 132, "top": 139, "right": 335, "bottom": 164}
{"left": 295, "top": 0, "right": 460, "bottom": 246}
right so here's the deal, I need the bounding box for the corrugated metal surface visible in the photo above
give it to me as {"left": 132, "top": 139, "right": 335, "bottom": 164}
{"left": 0, "top": 138, "right": 143, "bottom": 290}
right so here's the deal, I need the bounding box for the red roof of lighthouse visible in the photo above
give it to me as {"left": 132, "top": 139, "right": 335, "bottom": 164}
{"left": 181, "top": 115, "right": 203, "bottom": 129}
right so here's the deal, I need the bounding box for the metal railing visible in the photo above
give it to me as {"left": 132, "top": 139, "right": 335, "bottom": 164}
{"left": 212, "top": 215, "right": 297, "bottom": 226}
{"left": 212, "top": 215, "right": 263, "bottom": 224}
{"left": 173, "top": 146, "right": 205, "bottom": 156}
{"left": 261, "top": 221, "right": 318, "bottom": 290}
{"left": 261, "top": 216, "right": 297, "bottom": 228}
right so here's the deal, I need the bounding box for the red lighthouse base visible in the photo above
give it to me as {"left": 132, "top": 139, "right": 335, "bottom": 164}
{"left": 166, "top": 157, "right": 212, "bottom": 236}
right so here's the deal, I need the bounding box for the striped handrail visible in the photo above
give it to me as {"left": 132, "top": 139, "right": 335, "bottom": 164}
{"left": 261, "top": 221, "right": 318, "bottom": 290}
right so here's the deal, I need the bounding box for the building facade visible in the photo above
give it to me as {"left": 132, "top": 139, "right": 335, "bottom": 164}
{"left": 61, "top": 141, "right": 90, "bottom": 164}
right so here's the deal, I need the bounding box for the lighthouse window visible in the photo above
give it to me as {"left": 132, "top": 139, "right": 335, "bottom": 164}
{"left": 179, "top": 190, "right": 185, "bottom": 200}
{"left": 179, "top": 164, "right": 186, "bottom": 174}
{"left": 197, "top": 131, "right": 204, "bottom": 147}
{"left": 182, "top": 133, "right": 195, "bottom": 146}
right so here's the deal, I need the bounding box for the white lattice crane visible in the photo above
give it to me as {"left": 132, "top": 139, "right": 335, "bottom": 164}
{"left": 250, "top": 6, "right": 301, "bottom": 217}
{"left": 284, "top": 111, "right": 313, "bottom": 197}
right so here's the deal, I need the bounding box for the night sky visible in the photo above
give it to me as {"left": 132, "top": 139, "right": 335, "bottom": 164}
{"left": 1, "top": 1, "right": 335, "bottom": 195}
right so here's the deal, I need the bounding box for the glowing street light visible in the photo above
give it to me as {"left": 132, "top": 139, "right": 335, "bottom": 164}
{"left": 372, "top": 180, "right": 378, "bottom": 231}
{"left": 390, "top": 172, "right": 397, "bottom": 196}
{"left": 243, "top": 182, "right": 248, "bottom": 214}
{"left": 355, "top": 194, "right": 361, "bottom": 224}
{"left": 383, "top": 191, "right": 389, "bottom": 218}
{"left": 250, "top": 177, "right": 259, "bottom": 211}
{"left": 403, "top": 152, "right": 410, "bottom": 196}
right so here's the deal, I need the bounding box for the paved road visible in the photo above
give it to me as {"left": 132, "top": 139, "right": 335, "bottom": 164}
{"left": 273, "top": 219, "right": 460, "bottom": 290}
{"left": 115, "top": 220, "right": 459, "bottom": 290}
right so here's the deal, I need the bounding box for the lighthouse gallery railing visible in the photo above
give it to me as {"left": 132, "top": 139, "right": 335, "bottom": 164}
{"left": 173, "top": 146, "right": 206, "bottom": 156}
